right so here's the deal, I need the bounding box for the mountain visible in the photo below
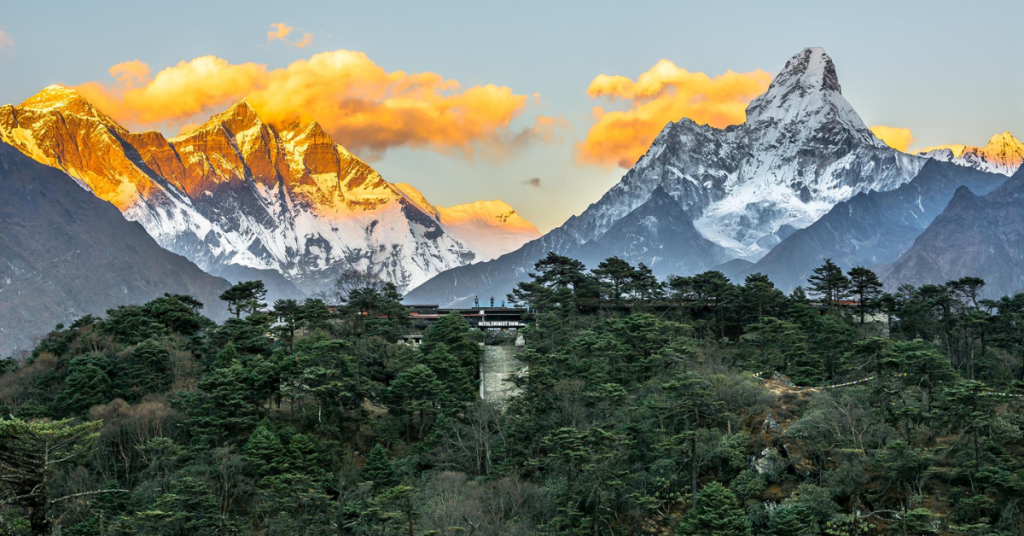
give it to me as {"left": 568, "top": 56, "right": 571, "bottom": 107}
{"left": 394, "top": 183, "right": 541, "bottom": 262}
{"left": 574, "top": 186, "right": 732, "bottom": 274}
{"left": 405, "top": 47, "right": 924, "bottom": 306}
{"left": 918, "top": 132, "right": 1024, "bottom": 177}
{"left": 0, "top": 88, "right": 536, "bottom": 295}
{"left": 0, "top": 141, "right": 231, "bottom": 356}
{"left": 880, "top": 167, "right": 1024, "bottom": 298}
{"left": 741, "top": 159, "right": 1007, "bottom": 291}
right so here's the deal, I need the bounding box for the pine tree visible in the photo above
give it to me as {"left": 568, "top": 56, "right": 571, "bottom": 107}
{"left": 808, "top": 259, "right": 850, "bottom": 312}
{"left": 767, "top": 503, "right": 817, "bottom": 536}
{"left": 676, "top": 481, "right": 751, "bottom": 536}
{"left": 363, "top": 444, "right": 397, "bottom": 492}
{"left": 243, "top": 422, "right": 288, "bottom": 476}
{"left": 847, "top": 266, "right": 884, "bottom": 323}
{"left": 121, "top": 338, "right": 171, "bottom": 400}
{"left": 52, "top": 357, "right": 112, "bottom": 416}
{"left": 592, "top": 256, "right": 635, "bottom": 301}
{"left": 219, "top": 280, "right": 268, "bottom": 318}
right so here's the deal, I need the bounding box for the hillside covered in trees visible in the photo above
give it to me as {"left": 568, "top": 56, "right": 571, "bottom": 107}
{"left": 1, "top": 255, "right": 1023, "bottom": 535}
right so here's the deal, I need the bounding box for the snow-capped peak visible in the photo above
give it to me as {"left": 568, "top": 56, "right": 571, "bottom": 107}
{"left": 436, "top": 199, "right": 541, "bottom": 262}
{"left": 19, "top": 84, "right": 123, "bottom": 129}
{"left": 917, "top": 131, "right": 1023, "bottom": 176}
{"left": 745, "top": 47, "right": 880, "bottom": 147}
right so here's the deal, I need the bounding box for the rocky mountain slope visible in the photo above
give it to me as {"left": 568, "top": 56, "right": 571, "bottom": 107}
{"left": 0, "top": 88, "right": 536, "bottom": 295}
{"left": 405, "top": 47, "right": 925, "bottom": 306}
{"left": 740, "top": 160, "right": 1007, "bottom": 291}
{"left": 881, "top": 167, "right": 1024, "bottom": 298}
{"left": 918, "top": 131, "right": 1024, "bottom": 177}
{"left": 0, "top": 142, "right": 231, "bottom": 356}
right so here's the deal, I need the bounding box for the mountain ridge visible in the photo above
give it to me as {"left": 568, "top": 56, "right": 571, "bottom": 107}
{"left": 0, "top": 87, "right": 539, "bottom": 295}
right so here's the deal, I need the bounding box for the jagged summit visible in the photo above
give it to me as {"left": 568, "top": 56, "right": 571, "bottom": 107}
{"left": 745, "top": 47, "right": 879, "bottom": 147}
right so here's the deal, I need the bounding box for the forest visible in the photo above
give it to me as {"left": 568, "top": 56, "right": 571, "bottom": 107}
{"left": 1, "top": 254, "right": 1023, "bottom": 535}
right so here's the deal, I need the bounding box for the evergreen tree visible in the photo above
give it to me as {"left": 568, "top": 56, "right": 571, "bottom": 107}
{"left": 363, "top": 444, "right": 397, "bottom": 492}
{"left": 847, "top": 266, "right": 884, "bottom": 323}
{"left": 767, "top": 503, "right": 817, "bottom": 536}
{"left": 592, "top": 256, "right": 636, "bottom": 301}
{"left": 121, "top": 338, "right": 172, "bottom": 400}
{"left": 808, "top": 259, "right": 850, "bottom": 311}
{"left": 219, "top": 280, "right": 268, "bottom": 318}
{"left": 676, "top": 481, "right": 751, "bottom": 536}
{"left": 243, "top": 422, "right": 288, "bottom": 477}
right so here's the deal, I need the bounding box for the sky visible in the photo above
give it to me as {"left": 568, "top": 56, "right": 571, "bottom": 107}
{"left": 0, "top": 0, "right": 1021, "bottom": 232}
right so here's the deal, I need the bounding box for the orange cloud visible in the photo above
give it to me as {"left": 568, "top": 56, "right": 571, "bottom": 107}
{"left": 109, "top": 60, "right": 151, "bottom": 88}
{"left": 267, "top": 23, "right": 293, "bottom": 43}
{"left": 576, "top": 60, "right": 772, "bottom": 168}
{"left": 0, "top": 30, "right": 12, "bottom": 52}
{"left": 267, "top": 23, "right": 313, "bottom": 48}
{"left": 75, "top": 50, "right": 532, "bottom": 158}
{"left": 870, "top": 125, "right": 915, "bottom": 152}
{"left": 292, "top": 32, "right": 314, "bottom": 48}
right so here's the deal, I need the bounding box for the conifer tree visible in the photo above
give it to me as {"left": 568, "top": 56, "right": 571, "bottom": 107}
{"left": 363, "top": 444, "right": 397, "bottom": 492}
{"left": 847, "top": 266, "right": 884, "bottom": 323}
{"left": 676, "top": 481, "right": 752, "bottom": 536}
{"left": 243, "top": 422, "right": 288, "bottom": 477}
{"left": 809, "top": 259, "right": 850, "bottom": 312}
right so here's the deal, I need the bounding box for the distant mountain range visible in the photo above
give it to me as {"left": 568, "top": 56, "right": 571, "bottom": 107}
{"left": 0, "top": 88, "right": 539, "bottom": 297}
{"left": 0, "top": 142, "right": 231, "bottom": 356}
{"left": 917, "top": 132, "right": 1024, "bottom": 177}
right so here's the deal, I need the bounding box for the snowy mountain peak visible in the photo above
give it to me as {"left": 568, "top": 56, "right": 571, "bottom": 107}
{"left": 435, "top": 198, "right": 541, "bottom": 262}
{"left": 19, "top": 84, "right": 121, "bottom": 128}
{"left": 187, "top": 99, "right": 264, "bottom": 138}
{"left": 744, "top": 47, "right": 878, "bottom": 147}
{"left": 918, "top": 131, "right": 1023, "bottom": 176}
{"left": 20, "top": 84, "right": 86, "bottom": 109}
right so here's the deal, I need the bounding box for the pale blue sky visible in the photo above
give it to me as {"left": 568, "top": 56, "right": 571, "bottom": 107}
{"left": 1, "top": 0, "right": 1020, "bottom": 231}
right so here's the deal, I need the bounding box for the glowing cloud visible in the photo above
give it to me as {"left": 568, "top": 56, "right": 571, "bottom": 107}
{"left": 267, "top": 23, "right": 314, "bottom": 48}
{"left": 267, "top": 23, "right": 293, "bottom": 43}
{"left": 75, "top": 50, "right": 533, "bottom": 158}
{"left": 870, "top": 125, "right": 915, "bottom": 152}
{"left": 576, "top": 60, "right": 772, "bottom": 168}
{"left": 0, "top": 30, "right": 12, "bottom": 52}
{"left": 292, "top": 33, "right": 314, "bottom": 48}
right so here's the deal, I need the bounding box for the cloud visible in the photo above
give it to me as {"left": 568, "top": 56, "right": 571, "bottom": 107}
{"left": 576, "top": 60, "right": 772, "bottom": 168}
{"left": 75, "top": 50, "right": 533, "bottom": 159}
{"left": 292, "top": 33, "right": 314, "bottom": 49}
{"left": 870, "top": 125, "right": 915, "bottom": 153}
{"left": 523, "top": 177, "right": 542, "bottom": 188}
{"left": 0, "top": 30, "right": 12, "bottom": 52}
{"left": 268, "top": 23, "right": 314, "bottom": 48}
{"left": 267, "top": 23, "right": 293, "bottom": 43}
{"left": 109, "top": 60, "right": 151, "bottom": 88}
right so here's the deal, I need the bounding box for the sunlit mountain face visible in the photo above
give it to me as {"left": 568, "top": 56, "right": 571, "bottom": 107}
{"left": 916, "top": 131, "right": 1024, "bottom": 177}
{"left": 0, "top": 86, "right": 539, "bottom": 295}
